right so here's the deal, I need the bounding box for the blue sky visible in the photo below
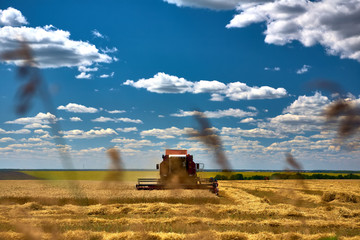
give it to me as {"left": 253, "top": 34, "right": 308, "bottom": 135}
{"left": 0, "top": 0, "right": 360, "bottom": 170}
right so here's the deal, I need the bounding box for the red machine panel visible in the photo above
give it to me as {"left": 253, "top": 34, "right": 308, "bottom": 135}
{"left": 165, "top": 149, "right": 187, "bottom": 155}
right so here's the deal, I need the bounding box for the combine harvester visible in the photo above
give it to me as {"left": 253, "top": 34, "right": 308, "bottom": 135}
{"left": 136, "top": 149, "right": 218, "bottom": 193}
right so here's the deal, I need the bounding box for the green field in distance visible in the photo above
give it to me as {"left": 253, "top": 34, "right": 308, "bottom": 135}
{"left": 20, "top": 170, "right": 359, "bottom": 181}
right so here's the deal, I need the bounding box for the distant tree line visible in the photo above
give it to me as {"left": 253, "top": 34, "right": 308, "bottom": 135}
{"left": 214, "top": 173, "right": 360, "bottom": 180}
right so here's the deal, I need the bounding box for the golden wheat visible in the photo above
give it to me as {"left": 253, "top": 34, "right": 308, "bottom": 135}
{"left": 1, "top": 179, "right": 360, "bottom": 239}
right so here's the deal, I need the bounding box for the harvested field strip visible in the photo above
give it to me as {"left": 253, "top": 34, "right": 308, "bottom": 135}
{"left": 20, "top": 171, "right": 159, "bottom": 181}
{"left": 1, "top": 217, "right": 359, "bottom": 236}
{"left": 3, "top": 202, "right": 357, "bottom": 221}
{"left": 0, "top": 230, "right": 345, "bottom": 240}
{"left": 1, "top": 180, "right": 360, "bottom": 239}
{"left": 2, "top": 217, "right": 360, "bottom": 229}
{"left": 240, "top": 188, "right": 320, "bottom": 208}
{"left": 0, "top": 195, "right": 220, "bottom": 205}
{"left": 1, "top": 206, "right": 360, "bottom": 237}
{"left": 0, "top": 181, "right": 219, "bottom": 205}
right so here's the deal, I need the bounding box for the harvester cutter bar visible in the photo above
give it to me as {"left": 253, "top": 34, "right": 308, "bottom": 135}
{"left": 136, "top": 178, "right": 162, "bottom": 190}
{"left": 136, "top": 178, "right": 214, "bottom": 190}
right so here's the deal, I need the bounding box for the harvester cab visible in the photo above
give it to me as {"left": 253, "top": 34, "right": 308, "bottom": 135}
{"left": 136, "top": 149, "right": 217, "bottom": 193}
{"left": 157, "top": 149, "right": 198, "bottom": 185}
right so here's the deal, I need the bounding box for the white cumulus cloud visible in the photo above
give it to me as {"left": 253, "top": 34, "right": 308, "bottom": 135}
{"left": 116, "top": 127, "right": 138, "bottom": 132}
{"left": 284, "top": 92, "right": 330, "bottom": 116}
{"left": 259, "top": 92, "right": 330, "bottom": 134}
{"left": 226, "top": 82, "right": 287, "bottom": 100}
{"left": 264, "top": 66, "right": 280, "bottom": 71}
{"left": 140, "top": 127, "right": 195, "bottom": 139}
{"left": 92, "top": 117, "right": 143, "bottom": 124}
{"left": 171, "top": 108, "right": 257, "bottom": 118}
{"left": 100, "top": 72, "right": 114, "bottom": 78}
{"left": 0, "top": 25, "right": 113, "bottom": 68}
{"left": 69, "top": 117, "right": 82, "bottom": 122}
{"left": 111, "top": 137, "right": 164, "bottom": 149}
{"left": 57, "top": 103, "right": 98, "bottom": 113}
{"left": 193, "top": 80, "right": 227, "bottom": 93}
{"left": 163, "top": 0, "right": 260, "bottom": 10}
{"left": 125, "top": 72, "right": 288, "bottom": 101}
{"left": 221, "top": 127, "right": 286, "bottom": 138}
{"left": 61, "top": 128, "right": 117, "bottom": 139}
{"left": 240, "top": 117, "right": 256, "bottom": 123}
{"left": 75, "top": 72, "right": 92, "bottom": 79}
{"left": 34, "top": 129, "right": 49, "bottom": 135}
{"left": 92, "top": 29, "right": 104, "bottom": 38}
{"left": 117, "top": 118, "right": 143, "bottom": 124}
{"left": 124, "top": 72, "right": 194, "bottom": 94}
{"left": 6, "top": 112, "right": 58, "bottom": 125}
{"left": 0, "top": 7, "right": 28, "bottom": 26}
{"left": 91, "top": 117, "right": 114, "bottom": 122}
{"left": 106, "top": 110, "right": 125, "bottom": 114}
{"left": 26, "top": 138, "right": 42, "bottom": 142}
{"left": 24, "top": 123, "right": 51, "bottom": 129}
{"left": 264, "top": 136, "right": 333, "bottom": 152}
{"left": 0, "top": 8, "right": 113, "bottom": 68}
{"left": 226, "top": 0, "right": 360, "bottom": 63}
{"left": 0, "top": 137, "right": 15, "bottom": 142}
{"left": 0, "top": 128, "right": 31, "bottom": 134}
{"left": 101, "top": 47, "right": 118, "bottom": 53}
{"left": 296, "top": 64, "right": 311, "bottom": 74}
{"left": 210, "top": 93, "right": 225, "bottom": 101}
{"left": 78, "top": 66, "right": 98, "bottom": 72}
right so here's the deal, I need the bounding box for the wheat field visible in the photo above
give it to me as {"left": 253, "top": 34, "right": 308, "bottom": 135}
{"left": 0, "top": 179, "right": 359, "bottom": 240}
